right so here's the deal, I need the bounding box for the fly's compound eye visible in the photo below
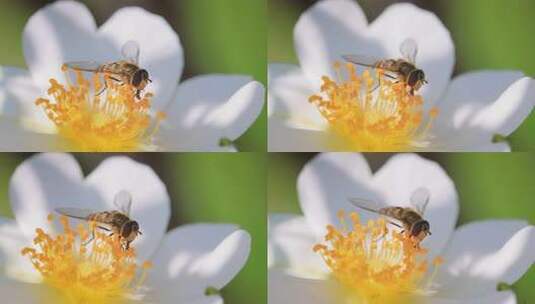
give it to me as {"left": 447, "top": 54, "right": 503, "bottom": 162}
{"left": 121, "top": 222, "right": 133, "bottom": 238}
{"left": 132, "top": 70, "right": 147, "bottom": 87}
{"left": 407, "top": 70, "right": 419, "bottom": 86}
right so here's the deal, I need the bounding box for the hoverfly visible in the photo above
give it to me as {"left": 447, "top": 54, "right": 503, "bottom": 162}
{"left": 55, "top": 190, "right": 142, "bottom": 250}
{"left": 348, "top": 187, "right": 432, "bottom": 244}
{"left": 343, "top": 38, "right": 427, "bottom": 95}
{"left": 63, "top": 41, "right": 151, "bottom": 99}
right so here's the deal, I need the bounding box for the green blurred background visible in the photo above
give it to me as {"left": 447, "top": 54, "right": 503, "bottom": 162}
{"left": 269, "top": 0, "right": 535, "bottom": 151}
{"left": 0, "top": 0, "right": 266, "bottom": 151}
{"left": 0, "top": 153, "right": 266, "bottom": 304}
{"left": 268, "top": 152, "right": 535, "bottom": 303}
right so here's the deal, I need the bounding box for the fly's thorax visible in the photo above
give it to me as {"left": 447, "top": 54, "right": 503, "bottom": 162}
{"left": 380, "top": 206, "right": 406, "bottom": 219}
{"left": 397, "top": 61, "right": 417, "bottom": 78}
{"left": 376, "top": 59, "right": 400, "bottom": 71}
{"left": 88, "top": 211, "right": 129, "bottom": 228}
{"left": 382, "top": 207, "right": 425, "bottom": 231}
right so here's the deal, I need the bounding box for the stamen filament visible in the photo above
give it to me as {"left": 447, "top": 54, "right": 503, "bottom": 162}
{"left": 35, "top": 68, "right": 164, "bottom": 151}
{"left": 314, "top": 210, "right": 443, "bottom": 304}
{"left": 309, "top": 63, "right": 438, "bottom": 151}
{"left": 21, "top": 215, "right": 151, "bottom": 304}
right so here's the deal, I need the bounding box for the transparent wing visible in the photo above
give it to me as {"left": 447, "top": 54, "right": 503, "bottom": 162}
{"left": 121, "top": 40, "right": 140, "bottom": 65}
{"left": 342, "top": 54, "right": 381, "bottom": 67}
{"left": 399, "top": 38, "right": 418, "bottom": 64}
{"left": 114, "top": 190, "right": 132, "bottom": 217}
{"left": 55, "top": 207, "right": 96, "bottom": 221}
{"left": 410, "top": 187, "right": 430, "bottom": 215}
{"left": 348, "top": 197, "right": 383, "bottom": 214}
{"left": 63, "top": 61, "right": 102, "bottom": 72}
{"left": 348, "top": 198, "right": 403, "bottom": 228}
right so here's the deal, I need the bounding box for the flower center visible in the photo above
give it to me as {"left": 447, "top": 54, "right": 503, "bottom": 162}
{"left": 35, "top": 67, "right": 166, "bottom": 151}
{"left": 313, "top": 210, "right": 443, "bottom": 304}
{"left": 309, "top": 63, "right": 438, "bottom": 151}
{"left": 21, "top": 215, "right": 152, "bottom": 304}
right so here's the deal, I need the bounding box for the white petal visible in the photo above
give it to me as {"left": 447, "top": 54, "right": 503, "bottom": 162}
{"left": 149, "top": 224, "right": 250, "bottom": 301}
{"left": 429, "top": 290, "right": 516, "bottom": 304}
{"left": 99, "top": 7, "right": 184, "bottom": 110}
{"left": 0, "top": 217, "right": 40, "bottom": 283}
{"left": 294, "top": 0, "right": 368, "bottom": 87}
{"left": 429, "top": 140, "right": 511, "bottom": 152}
{"left": 269, "top": 269, "right": 340, "bottom": 304}
{"left": 470, "top": 77, "right": 535, "bottom": 137}
{"left": 297, "top": 153, "right": 374, "bottom": 238}
{"left": 368, "top": 3, "right": 455, "bottom": 106}
{"left": 200, "top": 80, "right": 264, "bottom": 140}
{"left": 9, "top": 153, "right": 85, "bottom": 238}
{"left": 436, "top": 221, "right": 534, "bottom": 298}
{"left": 186, "top": 296, "right": 223, "bottom": 304}
{"left": 0, "top": 276, "right": 48, "bottom": 303}
{"left": 268, "top": 214, "right": 328, "bottom": 278}
{"left": 372, "top": 154, "right": 458, "bottom": 257}
{"left": 161, "top": 75, "right": 264, "bottom": 150}
{"left": 268, "top": 121, "right": 331, "bottom": 152}
{"left": 433, "top": 71, "right": 527, "bottom": 145}
{"left": 156, "top": 290, "right": 223, "bottom": 304}
{"left": 85, "top": 157, "right": 170, "bottom": 261}
{"left": 268, "top": 63, "right": 325, "bottom": 129}
{"left": 0, "top": 120, "right": 61, "bottom": 152}
{"left": 0, "top": 66, "right": 54, "bottom": 131}
{"left": 267, "top": 64, "right": 334, "bottom": 151}
{"left": 23, "top": 0, "right": 99, "bottom": 90}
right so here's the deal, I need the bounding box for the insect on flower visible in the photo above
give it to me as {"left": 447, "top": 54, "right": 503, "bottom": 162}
{"left": 343, "top": 38, "right": 427, "bottom": 95}
{"left": 349, "top": 187, "right": 432, "bottom": 245}
{"left": 63, "top": 40, "right": 152, "bottom": 99}
{"left": 55, "top": 190, "right": 142, "bottom": 250}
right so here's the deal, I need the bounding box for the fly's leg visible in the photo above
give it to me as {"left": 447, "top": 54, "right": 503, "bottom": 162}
{"left": 83, "top": 229, "right": 95, "bottom": 246}
{"left": 97, "top": 225, "right": 116, "bottom": 239}
{"left": 96, "top": 75, "right": 109, "bottom": 96}
{"left": 368, "top": 72, "right": 397, "bottom": 94}
{"left": 96, "top": 75, "right": 125, "bottom": 96}
{"left": 109, "top": 76, "right": 125, "bottom": 86}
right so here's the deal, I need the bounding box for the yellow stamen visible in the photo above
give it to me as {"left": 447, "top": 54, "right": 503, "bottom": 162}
{"left": 313, "top": 210, "right": 442, "bottom": 304}
{"left": 309, "top": 63, "right": 438, "bottom": 151}
{"left": 21, "top": 215, "right": 150, "bottom": 304}
{"left": 35, "top": 67, "right": 165, "bottom": 151}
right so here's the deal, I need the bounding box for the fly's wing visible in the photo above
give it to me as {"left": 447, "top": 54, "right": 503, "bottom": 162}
{"left": 410, "top": 187, "right": 430, "bottom": 215}
{"left": 342, "top": 54, "right": 381, "bottom": 68}
{"left": 348, "top": 197, "right": 383, "bottom": 214}
{"left": 348, "top": 198, "right": 403, "bottom": 228}
{"left": 113, "top": 190, "right": 132, "bottom": 217}
{"left": 399, "top": 38, "right": 418, "bottom": 64}
{"left": 121, "top": 40, "right": 140, "bottom": 65}
{"left": 63, "top": 61, "right": 101, "bottom": 72}
{"left": 55, "top": 207, "right": 96, "bottom": 221}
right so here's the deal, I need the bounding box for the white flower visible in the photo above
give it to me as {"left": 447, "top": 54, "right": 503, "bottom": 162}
{"left": 268, "top": 153, "right": 535, "bottom": 303}
{"left": 0, "top": 0, "right": 265, "bottom": 152}
{"left": 268, "top": 0, "right": 535, "bottom": 152}
{"left": 0, "top": 153, "right": 251, "bottom": 303}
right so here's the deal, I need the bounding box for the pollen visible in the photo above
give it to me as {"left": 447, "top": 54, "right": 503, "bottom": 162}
{"left": 35, "top": 68, "right": 165, "bottom": 151}
{"left": 21, "top": 215, "right": 150, "bottom": 304}
{"left": 313, "top": 210, "right": 442, "bottom": 304}
{"left": 309, "top": 63, "right": 438, "bottom": 151}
